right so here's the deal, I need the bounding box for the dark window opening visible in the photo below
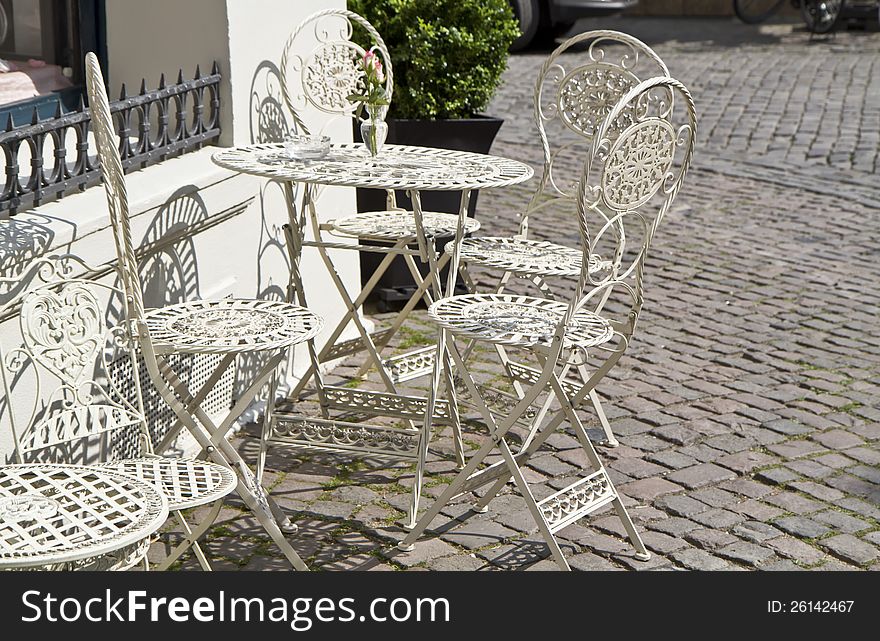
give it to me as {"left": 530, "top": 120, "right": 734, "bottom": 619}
{"left": 0, "top": 0, "right": 104, "bottom": 126}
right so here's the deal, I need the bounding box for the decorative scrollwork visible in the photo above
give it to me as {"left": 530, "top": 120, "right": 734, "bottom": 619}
{"left": 384, "top": 347, "right": 436, "bottom": 384}
{"left": 600, "top": 118, "right": 676, "bottom": 211}
{"left": 428, "top": 294, "right": 614, "bottom": 349}
{"left": 332, "top": 210, "right": 480, "bottom": 241}
{"left": 0, "top": 495, "right": 60, "bottom": 521}
{"left": 303, "top": 42, "right": 366, "bottom": 114}
{"left": 451, "top": 237, "right": 611, "bottom": 278}
{"left": 20, "top": 283, "right": 104, "bottom": 386}
{"left": 281, "top": 9, "right": 393, "bottom": 130}
{"left": 558, "top": 64, "right": 638, "bottom": 138}
{"left": 273, "top": 416, "right": 419, "bottom": 459}
{"left": 322, "top": 386, "right": 452, "bottom": 423}
{"left": 538, "top": 472, "right": 614, "bottom": 529}
{"left": 213, "top": 143, "right": 533, "bottom": 192}
{"left": 143, "top": 298, "right": 323, "bottom": 354}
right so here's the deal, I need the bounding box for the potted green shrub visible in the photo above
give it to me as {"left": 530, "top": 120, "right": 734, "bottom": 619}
{"left": 349, "top": 0, "right": 519, "bottom": 306}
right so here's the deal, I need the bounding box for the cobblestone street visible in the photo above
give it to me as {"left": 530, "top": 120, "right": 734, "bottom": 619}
{"left": 154, "top": 18, "right": 880, "bottom": 571}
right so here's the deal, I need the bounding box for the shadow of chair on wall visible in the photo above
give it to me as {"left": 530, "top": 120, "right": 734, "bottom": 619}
{"left": 237, "top": 59, "right": 312, "bottom": 416}
{"left": 0, "top": 217, "right": 56, "bottom": 463}
{"left": 104, "top": 186, "right": 226, "bottom": 452}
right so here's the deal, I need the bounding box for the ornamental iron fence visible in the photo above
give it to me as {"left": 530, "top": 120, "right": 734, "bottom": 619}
{"left": 0, "top": 63, "right": 221, "bottom": 215}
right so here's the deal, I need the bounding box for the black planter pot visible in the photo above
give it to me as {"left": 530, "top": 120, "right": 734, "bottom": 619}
{"left": 354, "top": 114, "right": 503, "bottom": 311}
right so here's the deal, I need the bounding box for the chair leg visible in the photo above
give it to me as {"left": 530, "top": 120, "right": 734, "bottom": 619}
{"left": 355, "top": 251, "right": 448, "bottom": 379}
{"left": 549, "top": 372, "right": 650, "bottom": 562}
{"left": 588, "top": 388, "right": 619, "bottom": 448}
{"left": 399, "top": 340, "right": 553, "bottom": 549}
{"left": 257, "top": 367, "right": 281, "bottom": 485}
{"left": 233, "top": 467, "right": 310, "bottom": 571}
{"left": 150, "top": 355, "right": 308, "bottom": 567}
{"left": 496, "top": 435, "right": 571, "bottom": 570}
{"left": 157, "top": 501, "right": 224, "bottom": 571}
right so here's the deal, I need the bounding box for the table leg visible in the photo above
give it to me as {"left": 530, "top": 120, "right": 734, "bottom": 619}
{"left": 406, "top": 189, "right": 470, "bottom": 527}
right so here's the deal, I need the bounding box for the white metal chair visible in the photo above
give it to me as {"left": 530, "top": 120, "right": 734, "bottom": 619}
{"left": 278, "top": 9, "right": 475, "bottom": 408}
{"left": 452, "top": 31, "right": 670, "bottom": 447}
{"left": 399, "top": 76, "right": 697, "bottom": 570}
{"left": 85, "top": 53, "right": 323, "bottom": 570}
{"left": 0, "top": 253, "right": 236, "bottom": 570}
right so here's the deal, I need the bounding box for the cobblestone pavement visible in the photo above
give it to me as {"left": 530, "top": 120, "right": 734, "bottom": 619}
{"left": 153, "top": 18, "right": 879, "bottom": 571}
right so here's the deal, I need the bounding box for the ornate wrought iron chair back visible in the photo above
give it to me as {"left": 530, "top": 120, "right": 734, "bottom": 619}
{"left": 84, "top": 53, "right": 148, "bottom": 329}
{"left": 525, "top": 31, "right": 668, "bottom": 237}
{"left": 0, "top": 255, "right": 149, "bottom": 464}
{"left": 280, "top": 8, "right": 393, "bottom": 137}
{"left": 569, "top": 76, "right": 696, "bottom": 335}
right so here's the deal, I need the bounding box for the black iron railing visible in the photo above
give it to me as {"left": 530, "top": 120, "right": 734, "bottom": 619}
{"left": 0, "top": 63, "right": 221, "bottom": 215}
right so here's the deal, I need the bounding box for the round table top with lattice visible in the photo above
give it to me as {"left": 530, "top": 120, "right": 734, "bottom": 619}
{"left": 212, "top": 143, "right": 534, "bottom": 191}
{"left": 0, "top": 463, "right": 169, "bottom": 570}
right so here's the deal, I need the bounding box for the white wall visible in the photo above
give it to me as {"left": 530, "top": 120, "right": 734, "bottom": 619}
{"left": 0, "top": 0, "right": 361, "bottom": 460}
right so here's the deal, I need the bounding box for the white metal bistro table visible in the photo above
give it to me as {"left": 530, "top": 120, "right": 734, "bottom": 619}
{"left": 212, "top": 142, "right": 533, "bottom": 526}
{"left": 0, "top": 463, "right": 169, "bottom": 571}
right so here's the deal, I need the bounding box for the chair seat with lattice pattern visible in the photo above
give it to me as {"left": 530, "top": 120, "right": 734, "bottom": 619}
{"left": 144, "top": 299, "right": 323, "bottom": 355}
{"left": 97, "top": 458, "right": 237, "bottom": 511}
{"left": 450, "top": 237, "right": 611, "bottom": 277}
{"left": 429, "top": 293, "right": 615, "bottom": 349}
{"left": 330, "top": 210, "right": 481, "bottom": 241}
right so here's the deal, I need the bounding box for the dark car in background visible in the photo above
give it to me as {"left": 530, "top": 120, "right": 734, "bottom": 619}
{"left": 509, "top": 0, "right": 638, "bottom": 50}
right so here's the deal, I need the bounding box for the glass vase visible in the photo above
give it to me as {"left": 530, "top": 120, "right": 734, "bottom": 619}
{"left": 360, "top": 104, "right": 388, "bottom": 157}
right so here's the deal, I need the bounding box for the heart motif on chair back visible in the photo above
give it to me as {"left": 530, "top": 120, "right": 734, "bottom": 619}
{"left": 20, "top": 283, "right": 105, "bottom": 387}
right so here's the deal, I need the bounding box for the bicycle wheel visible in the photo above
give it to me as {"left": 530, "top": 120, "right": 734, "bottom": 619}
{"left": 801, "top": 0, "right": 845, "bottom": 33}
{"left": 734, "top": 0, "right": 787, "bottom": 23}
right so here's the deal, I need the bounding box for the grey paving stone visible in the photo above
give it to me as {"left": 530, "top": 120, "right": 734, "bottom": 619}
{"left": 689, "top": 487, "right": 740, "bottom": 509}
{"left": 716, "top": 541, "right": 777, "bottom": 567}
{"left": 382, "top": 538, "right": 459, "bottom": 568}
{"left": 773, "top": 516, "right": 832, "bottom": 539}
{"left": 441, "top": 520, "right": 520, "bottom": 550}
{"left": 568, "top": 553, "right": 624, "bottom": 571}
{"left": 641, "top": 531, "right": 691, "bottom": 555}
{"left": 720, "top": 478, "right": 775, "bottom": 499}
{"left": 715, "top": 450, "right": 778, "bottom": 474}
{"left": 684, "top": 529, "right": 739, "bottom": 551}
{"left": 667, "top": 463, "right": 737, "bottom": 489}
{"left": 649, "top": 517, "right": 702, "bottom": 538}
{"left": 733, "top": 521, "right": 784, "bottom": 544}
{"left": 756, "top": 467, "right": 800, "bottom": 486}
{"left": 329, "top": 485, "right": 381, "bottom": 504}
{"left": 764, "top": 492, "right": 825, "bottom": 515}
{"left": 646, "top": 449, "right": 699, "bottom": 470}
{"left": 613, "top": 553, "right": 675, "bottom": 571}
{"left": 762, "top": 559, "right": 805, "bottom": 571}
{"left": 609, "top": 457, "right": 669, "bottom": 480}
{"left": 654, "top": 493, "right": 710, "bottom": 518}
{"left": 820, "top": 534, "right": 880, "bottom": 566}
{"left": 671, "top": 548, "right": 731, "bottom": 571}
{"left": 618, "top": 477, "right": 683, "bottom": 501}
{"left": 766, "top": 536, "right": 825, "bottom": 566}
{"left": 811, "top": 429, "right": 865, "bottom": 450}
{"left": 813, "top": 510, "right": 872, "bottom": 534}
{"left": 429, "top": 554, "right": 486, "bottom": 571}
{"left": 732, "top": 500, "right": 785, "bottom": 521}
{"left": 692, "top": 508, "right": 747, "bottom": 529}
